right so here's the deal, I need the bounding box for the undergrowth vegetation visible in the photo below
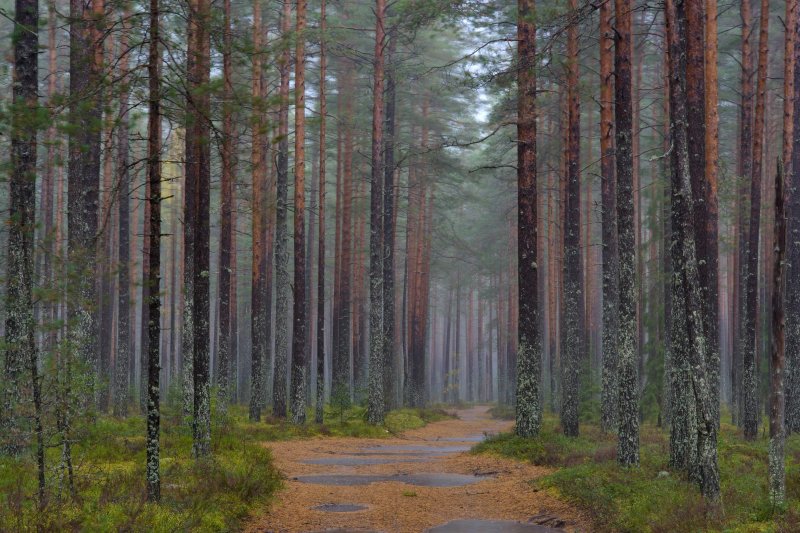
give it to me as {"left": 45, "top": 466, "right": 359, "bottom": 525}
{"left": 473, "top": 412, "right": 800, "bottom": 532}
{"left": 0, "top": 406, "right": 281, "bottom": 531}
{"left": 0, "top": 401, "right": 452, "bottom": 531}
{"left": 250, "top": 405, "right": 454, "bottom": 440}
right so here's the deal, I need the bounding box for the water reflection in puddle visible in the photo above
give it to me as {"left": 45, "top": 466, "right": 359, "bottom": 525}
{"left": 311, "top": 503, "right": 369, "bottom": 513}
{"left": 296, "top": 472, "right": 487, "bottom": 487}
{"left": 301, "top": 456, "right": 432, "bottom": 466}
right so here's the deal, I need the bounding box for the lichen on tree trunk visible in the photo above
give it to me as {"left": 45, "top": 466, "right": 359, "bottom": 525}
{"left": 515, "top": 0, "right": 542, "bottom": 438}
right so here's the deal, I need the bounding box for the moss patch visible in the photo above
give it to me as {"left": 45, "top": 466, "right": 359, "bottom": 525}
{"left": 473, "top": 413, "right": 800, "bottom": 532}
{"left": 0, "top": 402, "right": 452, "bottom": 531}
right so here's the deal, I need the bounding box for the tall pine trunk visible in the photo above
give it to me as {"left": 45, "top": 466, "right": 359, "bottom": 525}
{"left": 187, "top": 0, "right": 212, "bottom": 457}
{"left": 561, "top": 0, "right": 583, "bottom": 437}
{"left": 334, "top": 58, "right": 355, "bottom": 404}
{"left": 367, "top": 0, "right": 386, "bottom": 424}
{"left": 315, "top": 0, "right": 327, "bottom": 424}
{"left": 68, "top": 0, "right": 102, "bottom": 400}
{"left": 249, "top": 0, "right": 267, "bottom": 422}
{"left": 599, "top": 0, "right": 618, "bottom": 433}
{"left": 114, "top": 7, "right": 132, "bottom": 417}
{"left": 382, "top": 32, "right": 398, "bottom": 411}
{"left": 516, "top": 0, "right": 541, "bottom": 436}
{"left": 665, "top": 0, "right": 721, "bottom": 500}
{"left": 615, "top": 0, "right": 640, "bottom": 466}
{"left": 789, "top": 0, "right": 800, "bottom": 434}
{"left": 273, "top": 0, "right": 292, "bottom": 417}
{"left": 769, "top": 0, "right": 795, "bottom": 503}
{"left": 742, "top": 0, "right": 770, "bottom": 440}
{"left": 4, "top": 0, "right": 43, "bottom": 500}
{"left": 734, "top": 0, "right": 755, "bottom": 426}
{"left": 145, "top": 0, "right": 162, "bottom": 498}
{"left": 291, "top": 0, "right": 308, "bottom": 424}
{"left": 769, "top": 160, "right": 788, "bottom": 505}
{"left": 216, "top": 0, "right": 235, "bottom": 414}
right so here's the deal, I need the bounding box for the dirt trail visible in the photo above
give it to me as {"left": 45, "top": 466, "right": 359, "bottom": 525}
{"left": 247, "top": 406, "right": 588, "bottom": 533}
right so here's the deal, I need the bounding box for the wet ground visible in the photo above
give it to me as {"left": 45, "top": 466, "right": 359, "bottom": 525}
{"left": 247, "top": 406, "right": 586, "bottom": 533}
{"left": 295, "top": 472, "right": 486, "bottom": 487}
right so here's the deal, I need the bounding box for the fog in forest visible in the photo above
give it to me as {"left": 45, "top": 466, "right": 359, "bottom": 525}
{"left": 0, "top": 0, "right": 799, "bottom": 530}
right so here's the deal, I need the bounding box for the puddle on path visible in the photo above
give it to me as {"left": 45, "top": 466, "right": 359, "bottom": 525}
{"left": 295, "top": 472, "right": 487, "bottom": 487}
{"left": 311, "top": 503, "right": 369, "bottom": 513}
{"left": 301, "top": 456, "right": 431, "bottom": 466}
{"left": 348, "top": 450, "right": 452, "bottom": 457}
{"left": 435, "top": 435, "right": 489, "bottom": 443}
{"left": 361, "top": 444, "right": 470, "bottom": 454}
{"left": 426, "top": 519, "right": 563, "bottom": 532}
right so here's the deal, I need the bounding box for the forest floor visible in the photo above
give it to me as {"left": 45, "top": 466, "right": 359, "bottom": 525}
{"left": 474, "top": 411, "right": 800, "bottom": 532}
{"left": 248, "top": 405, "right": 589, "bottom": 532}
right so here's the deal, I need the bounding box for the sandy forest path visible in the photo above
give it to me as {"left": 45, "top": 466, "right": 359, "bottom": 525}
{"left": 247, "top": 406, "right": 588, "bottom": 532}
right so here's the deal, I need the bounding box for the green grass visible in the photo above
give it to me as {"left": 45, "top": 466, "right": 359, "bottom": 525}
{"left": 487, "top": 403, "right": 516, "bottom": 420}
{"left": 473, "top": 413, "right": 800, "bottom": 532}
{"left": 240, "top": 405, "right": 454, "bottom": 441}
{"left": 0, "top": 408, "right": 283, "bottom": 532}
{"left": 0, "top": 402, "right": 453, "bottom": 531}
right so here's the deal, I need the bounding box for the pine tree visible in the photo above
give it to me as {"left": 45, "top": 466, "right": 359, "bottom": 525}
{"left": 768, "top": 0, "right": 796, "bottom": 504}
{"left": 599, "top": 0, "right": 618, "bottom": 434}
{"left": 382, "top": 29, "right": 398, "bottom": 412}
{"left": 515, "top": 0, "right": 541, "bottom": 438}
{"left": 742, "top": 0, "right": 770, "bottom": 440}
{"left": 665, "top": 0, "right": 721, "bottom": 500}
{"left": 273, "top": 0, "right": 292, "bottom": 418}
{"left": 187, "top": 0, "right": 212, "bottom": 457}
{"left": 734, "top": 0, "right": 755, "bottom": 427}
{"left": 367, "top": 0, "right": 387, "bottom": 425}
{"left": 315, "top": 0, "right": 327, "bottom": 424}
{"left": 789, "top": 0, "right": 800, "bottom": 435}
{"left": 145, "top": 0, "right": 162, "bottom": 497}
{"left": 560, "top": 0, "right": 583, "bottom": 437}
{"left": 216, "top": 0, "right": 236, "bottom": 414}
{"left": 615, "top": 0, "right": 640, "bottom": 466}
{"left": 4, "top": 0, "right": 44, "bottom": 500}
{"left": 114, "top": 7, "right": 132, "bottom": 418}
{"left": 249, "top": 0, "right": 267, "bottom": 422}
{"left": 67, "top": 0, "right": 102, "bottom": 398}
{"left": 291, "top": 0, "right": 308, "bottom": 425}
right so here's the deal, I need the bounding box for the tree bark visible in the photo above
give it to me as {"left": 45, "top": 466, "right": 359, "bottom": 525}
{"left": 789, "top": 0, "right": 800, "bottom": 434}
{"left": 249, "top": 0, "right": 267, "bottom": 422}
{"left": 769, "top": 0, "right": 795, "bottom": 503}
{"left": 3, "top": 0, "right": 43, "bottom": 498}
{"left": 704, "top": 0, "right": 722, "bottom": 429}
{"left": 686, "top": 0, "right": 720, "bottom": 432}
{"left": 561, "top": 0, "right": 583, "bottom": 437}
{"left": 614, "top": 0, "right": 640, "bottom": 466}
{"left": 145, "top": 0, "right": 162, "bottom": 498}
{"left": 114, "top": 6, "right": 132, "bottom": 417}
{"left": 315, "top": 0, "right": 327, "bottom": 424}
{"left": 334, "top": 56, "right": 355, "bottom": 405}
{"left": 742, "top": 0, "right": 769, "bottom": 440}
{"left": 216, "top": 0, "right": 235, "bottom": 414}
{"left": 291, "top": 0, "right": 308, "bottom": 424}
{"left": 68, "top": 0, "right": 102, "bottom": 402}
{"left": 187, "top": 0, "right": 212, "bottom": 457}
{"left": 769, "top": 159, "right": 788, "bottom": 505}
{"left": 367, "top": 0, "right": 386, "bottom": 424}
{"left": 273, "top": 0, "right": 292, "bottom": 418}
{"left": 665, "top": 0, "right": 721, "bottom": 500}
{"left": 599, "top": 0, "right": 618, "bottom": 434}
{"left": 734, "top": 0, "right": 755, "bottom": 427}
{"left": 382, "top": 32, "right": 398, "bottom": 412}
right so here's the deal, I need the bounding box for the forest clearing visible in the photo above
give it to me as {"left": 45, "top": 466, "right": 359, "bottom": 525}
{"left": 2, "top": 0, "right": 800, "bottom": 530}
